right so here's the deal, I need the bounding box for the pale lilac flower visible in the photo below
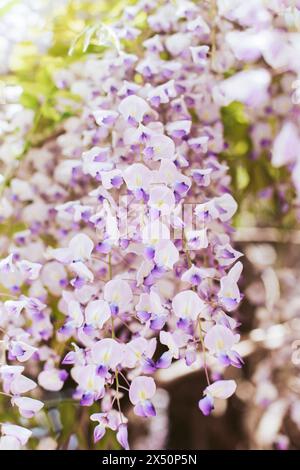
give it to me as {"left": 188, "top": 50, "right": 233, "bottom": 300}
{"left": 135, "top": 290, "right": 166, "bottom": 324}
{"left": 149, "top": 185, "right": 175, "bottom": 215}
{"left": 93, "top": 109, "right": 119, "bottom": 127}
{"left": 181, "top": 265, "right": 216, "bottom": 286}
{"left": 10, "top": 179, "right": 35, "bottom": 201}
{"left": 0, "top": 366, "right": 36, "bottom": 395}
{"left": 91, "top": 410, "right": 128, "bottom": 449}
{"left": 101, "top": 169, "right": 123, "bottom": 189}
{"left": 129, "top": 376, "right": 156, "bottom": 417}
{"left": 82, "top": 146, "right": 112, "bottom": 177}
{"left": 271, "top": 122, "right": 300, "bottom": 167}
{"left": 16, "top": 260, "right": 42, "bottom": 280}
{"left": 217, "top": 0, "right": 271, "bottom": 27}
{"left": 123, "top": 337, "right": 156, "bottom": 368}
{"left": 219, "top": 261, "right": 243, "bottom": 311}
{"left": 104, "top": 279, "right": 133, "bottom": 314}
{"left": 185, "top": 229, "right": 209, "bottom": 250}
{"left": 147, "top": 80, "right": 177, "bottom": 106}
{"left": 186, "top": 15, "right": 210, "bottom": 35}
{"left": 199, "top": 379, "right": 237, "bottom": 416}
{"left": 69, "top": 261, "right": 94, "bottom": 283}
{"left": 72, "top": 365, "right": 105, "bottom": 405}
{"left": 85, "top": 299, "right": 111, "bottom": 329}
{"left": 0, "top": 254, "right": 15, "bottom": 274}
{"left": 191, "top": 167, "right": 212, "bottom": 186}
{"left": 172, "top": 290, "right": 206, "bottom": 321}
{"left": 118, "top": 95, "right": 151, "bottom": 125}
{"left": 90, "top": 413, "right": 109, "bottom": 443}
{"left": 213, "top": 194, "right": 238, "bottom": 222}
{"left": 123, "top": 163, "right": 153, "bottom": 192}
{"left": 12, "top": 396, "right": 44, "bottom": 418}
{"left": 190, "top": 46, "right": 209, "bottom": 67}
{"left": 145, "top": 133, "right": 176, "bottom": 161}
{"left": 213, "top": 69, "right": 271, "bottom": 107}
{"left": 155, "top": 160, "right": 191, "bottom": 193}
{"left": 9, "top": 340, "right": 37, "bottom": 362}
{"left": 91, "top": 338, "right": 123, "bottom": 373}
{"left": 4, "top": 299, "right": 28, "bottom": 317}
{"left": 204, "top": 324, "right": 242, "bottom": 367}
{"left": 65, "top": 299, "right": 84, "bottom": 329}
{"left": 0, "top": 424, "right": 31, "bottom": 450}
{"left": 158, "top": 330, "right": 190, "bottom": 368}
{"left": 215, "top": 243, "right": 243, "bottom": 267}
{"left": 116, "top": 423, "right": 129, "bottom": 450}
{"left": 9, "top": 374, "right": 37, "bottom": 396}
{"left": 154, "top": 240, "right": 179, "bottom": 269}
{"left": 41, "top": 262, "right": 68, "bottom": 296}
{"left": 50, "top": 233, "right": 94, "bottom": 264}
{"left": 38, "top": 368, "right": 68, "bottom": 392}
{"left": 165, "top": 120, "right": 192, "bottom": 139}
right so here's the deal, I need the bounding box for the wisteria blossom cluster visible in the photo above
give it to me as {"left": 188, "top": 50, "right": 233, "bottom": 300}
{"left": 229, "top": 243, "right": 300, "bottom": 450}
{"left": 0, "top": 0, "right": 254, "bottom": 450}
{"left": 212, "top": 0, "right": 300, "bottom": 210}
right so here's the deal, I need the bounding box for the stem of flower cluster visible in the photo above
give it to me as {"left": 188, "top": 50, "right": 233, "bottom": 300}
{"left": 108, "top": 252, "right": 123, "bottom": 423}
{"left": 183, "top": 236, "right": 210, "bottom": 386}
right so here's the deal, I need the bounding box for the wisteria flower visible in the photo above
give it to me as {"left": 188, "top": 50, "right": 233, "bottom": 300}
{"left": 91, "top": 338, "right": 123, "bottom": 375}
{"left": 204, "top": 324, "right": 243, "bottom": 368}
{"left": 104, "top": 279, "right": 133, "bottom": 314}
{"left": 38, "top": 368, "right": 68, "bottom": 392}
{"left": 218, "top": 262, "right": 243, "bottom": 311}
{"left": 172, "top": 290, "right": 206, "bottom": 323}
{"left": 0, "top": 424, "right": 32, "bottom": 450}
{"left": 85, "top": 299, "right": 111, "bottom": 329}
{"left": 50, "top": 233, "right": 94, "bottom": 264}
{"left": 198, "top": 380, "right": 237, "bottom": 416}
{"left": 119, "top": 95, "right": 151, "bottom": 125}
{"left": 72, "top": 365, "right": 105, "bottom": 406}
{"left": 90, "top": 410, "right": 129, "bottom": 449}
{"left": 12, "top": 397, "right": 44, "bottom": 418}
{"left": 129, "top": 376, "right": 156, "bottom": 417}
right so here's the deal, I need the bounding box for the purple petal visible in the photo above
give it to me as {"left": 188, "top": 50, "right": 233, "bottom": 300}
{"left": 58, "top": 323, "right": 73, "bottom": 336}
{"left": 198, "top": 395, "right": 214, "bottom": 416}
{"left": 134, "top": 400, "right": 156, "bottom": 418}
{"left": 62, "top": 351, "right": 75, "bottom": 364}
{"left": 96, "top": 241, "right": 111, "bottom": 254}
{"left": 119, "top": 238, "right": 129, "bottom": 249}
{"left": 110, "top": 304, "right": 119, "bottom": 316}
{"left": 96, "top": 364, "right": 109, "bottom": 377}
{"left": 94, "top": 424, "right": 106, "bottom": 443}
{"left": 111, "top": 176, "right": 123, "bottom": 188}
{"left": 229, "top": 350, "right": 244, "bottom": 368}
{"left": 83, "top": 324, "right": 95, "bottom": 335}
{"left": 185, "top": 349, "right": 196, "bottom": 366}
{"left": 150, "top": 316, "right": 166, "bottom": 331}
{"left": 177, "top": 317, "right": 189, "bottom": 330}
{"left": 218, "top": 353, "right": 231, "bottom": 366}
{"left": 136, "top": 310, "right": 151, "bottom": 323}
{"left": 116, "top": 424, "right": 129, "bottom": 450}
{"left": 174, "top": 181, "right": 189, "bottom": 195}
{"left": 80, "top": 392, "right": 94, "bottom": 406}
{"left": 59, "top": 370, "right": 69, "bottom": 381}
{"left": 156, "top": 351, "right": 172, "bottom": 369}
{"left": 145, "top": 246, "right": 155, "bottom": 260}
{"left": 142, "top": 357, "right": 157, "bottom": 374}
{"left": 143, "top": 400, "right": 156, "bottom": 417}
{"left": 190, "top": 274, "right": 202, "bottom": 285}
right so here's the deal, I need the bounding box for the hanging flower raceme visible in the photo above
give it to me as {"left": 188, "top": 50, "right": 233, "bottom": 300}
{"left": 0, "top": 0, "right": 247, "bottom": 450}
